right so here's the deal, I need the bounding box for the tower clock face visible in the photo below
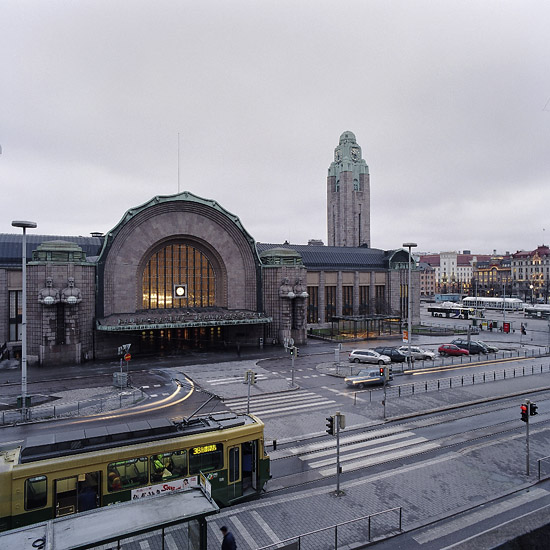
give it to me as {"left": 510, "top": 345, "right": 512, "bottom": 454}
{"left": 350, "top": 147, "right": 360, "bottom": 160}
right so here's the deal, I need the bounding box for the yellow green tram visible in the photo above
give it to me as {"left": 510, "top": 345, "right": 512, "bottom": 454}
{"left": 0, "top": 412, "right": 270, "bottom": 532}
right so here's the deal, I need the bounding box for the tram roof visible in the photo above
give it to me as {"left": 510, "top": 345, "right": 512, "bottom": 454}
{"left": 20, "top": 413, "right": 257, "bottom": 463}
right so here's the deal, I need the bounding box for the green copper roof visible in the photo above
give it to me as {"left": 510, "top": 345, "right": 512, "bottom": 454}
{"left": 97, "top": 191, "right": 258, "bottom": 261}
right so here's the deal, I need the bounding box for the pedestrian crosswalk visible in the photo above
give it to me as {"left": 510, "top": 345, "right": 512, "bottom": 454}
{"left": 223, "top": 390, "right": 336, "bottom": 418}
{"left": 207, "top": 373, "right": 270, "bottom": 386}
{"left": 273, "top": 426, "right": 441, "bottom": 478}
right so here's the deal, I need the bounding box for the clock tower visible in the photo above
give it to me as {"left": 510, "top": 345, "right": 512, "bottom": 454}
{"left": 327, "top": 131, "right": 371, "bottom": 247}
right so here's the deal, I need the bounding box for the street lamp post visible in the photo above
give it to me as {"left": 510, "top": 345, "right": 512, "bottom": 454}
{"left": 403, "top": 242, "right": 417, "bottom": 367}
{"left": 12, "top": 220, "right": 37, "bottom": 422}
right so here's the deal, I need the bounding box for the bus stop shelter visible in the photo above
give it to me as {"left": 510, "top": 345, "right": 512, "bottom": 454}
{"left": 0, "top": 487, "right": 219, "bottom": 550}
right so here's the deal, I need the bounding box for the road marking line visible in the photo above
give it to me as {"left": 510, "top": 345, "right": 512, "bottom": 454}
{"left": 165, "top": 533, "right": 179, "bottom": 550}
{"left": 231, "top": 516, "right": 257, "bottom": 549}
{"left": 303, "top": 431, "right": 419, "bottom": 460}
{"left": 251, "top": 510, "right": 280, "bottom": 543}
{"left": 225, "top": 391, "right": 318, "bottom": 406}
{"left": 235, "top": 400, "right": 337, "bottom": 416}
{"left": 415, "top": 487, "right": 549, "bottom": 544}
{"left": 319, "top": 442, "right": 440, "bottom": 476}
{"left": 309, "top": 436, "right": 429, "bottom": 468}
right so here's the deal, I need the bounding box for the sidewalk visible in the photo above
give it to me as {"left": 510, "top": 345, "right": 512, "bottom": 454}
{"left": 187, "top": 356, "right": 550, "bottom": 549}
{"left": 2, "top": 348, "right": 550, "bottom": 548}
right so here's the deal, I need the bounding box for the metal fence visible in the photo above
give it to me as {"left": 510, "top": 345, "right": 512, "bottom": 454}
{"left": 350, "top": 360, "right": 550, "bottom": 405}
{"left": 257, "top": 507, "right": 402, "bottom": 550}
{"left": 0, "top": 389, "right": 145, "bottom": 425}
{"left": 538, "top": 456, "right": 550, "bottom": 481}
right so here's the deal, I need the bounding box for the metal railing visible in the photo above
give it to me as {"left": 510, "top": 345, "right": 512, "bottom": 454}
{"left": 0, "top": 389, "right": 145, "bottom": 425}
{"left": 257, "top": 506, "right": 402, "bottom": 550}
{"left": 538, "top": 456, "right": 550, "bottom": 481}
{"left": 353, "top": 362, "right": 550, "bottom": 404}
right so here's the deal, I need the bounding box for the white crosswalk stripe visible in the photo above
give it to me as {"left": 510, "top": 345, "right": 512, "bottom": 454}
{"left": 223, "top": 390, "right": 336, "bottom": 417}
{"left": 208, "top": 374, "right": 269, "bottom": 386}
{"left": 291, "top": 429, "right": 441, "bottom": 477}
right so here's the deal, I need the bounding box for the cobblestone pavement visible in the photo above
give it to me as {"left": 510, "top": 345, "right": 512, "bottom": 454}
{"left": 177, "top": 356, "right": 550, "bottom": 549}
{"left": 3, "top": 346, "right": 550, "bottom": 548}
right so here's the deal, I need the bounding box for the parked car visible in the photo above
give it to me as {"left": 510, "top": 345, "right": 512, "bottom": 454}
{"left": 438, "top": 344, "right": 470, "bottom": 356}
{"left": 348, "top": 349, "right": 391, "bottom": 365}
{"left": 476, "top": 340, "right": 499, "bottom": 353}
{"left": 344, "top": 367, "right": 391, "bottom": 389}
{"left": 398, "top": 345, "right": 435, "bottom": 360}
{"left": 373, "top": 346, "right": 411, "bottom": 363}
{"left": 451, "top": 339, "right": 488, "bottom": 355}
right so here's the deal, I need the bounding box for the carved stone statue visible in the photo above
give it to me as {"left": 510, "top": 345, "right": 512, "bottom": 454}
{"left": 61, "top": 277, "right": 82, "bottom": 305}
{"left": 293, "top": 277, "right": 308, "bottom": 299}
{"left": 38, "top": 277, "right": 60, "bottom": 305}
{"left": 279, "top": 277, "right": 295, "bottom": 299}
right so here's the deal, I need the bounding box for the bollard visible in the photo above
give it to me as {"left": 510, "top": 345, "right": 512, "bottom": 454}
{"left": 273, "top": 440, "right": 277, "bottom": 451}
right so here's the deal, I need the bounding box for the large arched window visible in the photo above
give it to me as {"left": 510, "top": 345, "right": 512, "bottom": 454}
{"left": 142, "top": 244, "right": 215, "bottom": 309}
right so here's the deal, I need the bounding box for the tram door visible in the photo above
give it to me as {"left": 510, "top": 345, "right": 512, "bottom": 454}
{"left": 55, "top": 471, "right": 100, "bottom": 517}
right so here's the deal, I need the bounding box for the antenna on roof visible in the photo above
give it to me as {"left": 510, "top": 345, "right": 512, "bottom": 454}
{"left": 177, "top": 133, "right": 180, "bottom": 194}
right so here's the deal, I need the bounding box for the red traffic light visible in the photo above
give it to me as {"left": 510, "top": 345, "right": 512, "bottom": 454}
{"left": 521, "top": 404, "right": 528, "bottom": 422}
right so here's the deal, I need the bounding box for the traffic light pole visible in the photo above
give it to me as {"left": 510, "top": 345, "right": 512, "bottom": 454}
{"left": 336, "top": 411, "right": 341, "bottom": 495}
{"left": 526, "top": 399, "right": 530, "bottom": 476}
{"left": 291, "top": 348, "right": 296, "bottom": 387}
{"left": 382, "top": 368, "right": 387, "bottom": 419}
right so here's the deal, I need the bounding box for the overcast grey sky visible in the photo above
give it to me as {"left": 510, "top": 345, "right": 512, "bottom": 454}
{"left": 1, "top": 0, "right": 549, "bottom": 255}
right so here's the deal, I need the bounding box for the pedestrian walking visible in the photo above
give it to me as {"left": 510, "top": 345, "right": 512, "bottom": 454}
{"left": 220, "top": 525, "right": 237, "bottom": 550}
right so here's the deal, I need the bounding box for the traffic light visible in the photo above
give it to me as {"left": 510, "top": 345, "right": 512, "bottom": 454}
{"left": 289, "top": 347, "right": 294, "bottom": 356}
{"left": 530, "top": 402, "right": 538, "bottom": 416}
{"left": 251, "top": 371, "right": 257, "bottom": 384}
{"left": 326, "top": 415, "right": 334, "bottom": 436}
{"left": 521, "top": 403, "right": 528, "bottom": 423}
{"left": 379, "top": 367, "right": 385, "bottom": 377}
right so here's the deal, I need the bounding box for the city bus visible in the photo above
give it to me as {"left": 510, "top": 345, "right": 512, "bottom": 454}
{"left": 462, "top": 297, "right": 525, "bottom": 312}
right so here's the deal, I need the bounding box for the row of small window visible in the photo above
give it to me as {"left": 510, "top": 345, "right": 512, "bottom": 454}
{"left": 24, "top": 445, "right": 224, "bottom": 511}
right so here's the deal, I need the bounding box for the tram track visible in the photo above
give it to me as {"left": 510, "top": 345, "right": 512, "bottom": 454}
{"left": 265, "top": 395, "right": 550, "bottom": 494}
{"left": 0, "top": 369, "right": 156, "bottom": 388}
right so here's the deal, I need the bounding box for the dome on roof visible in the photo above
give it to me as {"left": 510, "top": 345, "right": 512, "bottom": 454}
{"left": 339, "top": 131, "right": 356, "bottom": 144}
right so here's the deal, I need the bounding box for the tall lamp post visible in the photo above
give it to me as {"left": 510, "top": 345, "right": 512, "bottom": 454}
{"left": 12, "top": 220, "right": 37, "bottom": 421}
{"left": 403, "top": 242, "right": 417, "bottom": 366}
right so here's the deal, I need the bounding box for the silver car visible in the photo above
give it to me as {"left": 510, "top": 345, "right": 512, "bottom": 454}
{"left": 348, "top": 349, "right": 391, "bottom": 365}
{"left": 398, "top": 345, "right": 435, "bottom": 360}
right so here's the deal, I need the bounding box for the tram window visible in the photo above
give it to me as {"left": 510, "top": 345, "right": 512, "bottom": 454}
{"left": 189, "top": 443, "right": 223, "bottom": 474}
{"left": 150, "top": 450, "right": 187, "bottom": 482}
{"left": 25, "top": 475, "right": 47, "bottom": 510}
{"left": 107, "top": 457, "right": 148, "bottom": 492}
{"left": 229, "top": 447, "right": 240, "bottom": 483}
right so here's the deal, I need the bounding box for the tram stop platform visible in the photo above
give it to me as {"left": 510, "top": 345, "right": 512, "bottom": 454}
{"left": 0, "top": 487, "right": 218, "bottom": 550}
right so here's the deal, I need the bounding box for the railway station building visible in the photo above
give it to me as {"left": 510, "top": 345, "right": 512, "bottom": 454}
{"left": 0, "top": 132, "right": 420, "bottom": 365}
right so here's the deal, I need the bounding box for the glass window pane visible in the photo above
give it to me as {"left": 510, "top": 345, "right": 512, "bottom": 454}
{"left": 25, "top": 475, "right": 47, "bottom": 510}
{"left": 142, "top": 244, "right": 215, "bottom": 310}
{"left": 189, "top": 443, "right": 223, "bottom": 475}
{"left": 107, "top": 458, "right": 148, "bottom": 492}
{"left": 150, "top": 450, "right": 187, "bottom": 482}
{"left": 229, "top": 447, "right": 240, "bottom": 482}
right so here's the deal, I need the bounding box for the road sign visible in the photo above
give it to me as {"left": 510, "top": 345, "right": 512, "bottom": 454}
{"left": 124, "top": 353, "right": 131, "bottom": 361}
{"left": 402, "top": 330, "right": 409, "bottom": 343}
{"left": 118, "top": 343, "right": 131, "bottom": 355}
